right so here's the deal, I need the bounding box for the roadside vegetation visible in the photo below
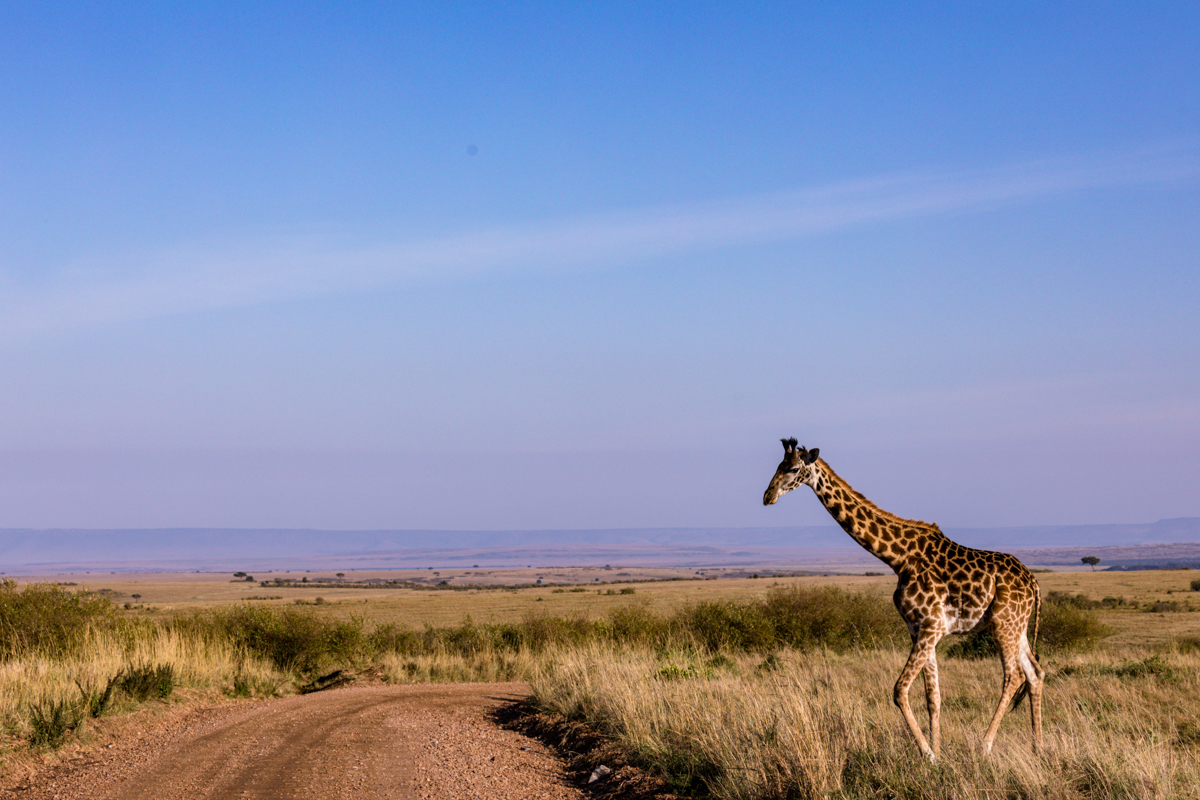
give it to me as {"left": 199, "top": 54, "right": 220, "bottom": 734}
{"left": 3, "top": 576, "right": 1199, "bottom": 798}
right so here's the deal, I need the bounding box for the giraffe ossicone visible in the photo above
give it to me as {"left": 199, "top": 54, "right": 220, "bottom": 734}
{"left": 763, "top": 438, "right": 1044, "bottom": 759}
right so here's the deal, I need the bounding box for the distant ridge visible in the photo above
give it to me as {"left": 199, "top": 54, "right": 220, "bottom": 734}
{"left": 0, "top": 518, "right": 1197, "bottom": 574}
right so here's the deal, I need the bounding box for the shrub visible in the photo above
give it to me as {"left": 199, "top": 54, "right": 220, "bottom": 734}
{"left": 1037, "top": 595, "right": 1109, "bottom": 652}
{"left": 431, "top": 617, "right": 490, "bottom": 655}
{"left": 117, "top": 663, "right": 175, "bottom": 700}
{"left": 1143, "top": 600, "right": 1185, "bottom": 613}
{"left": 679, "top": 599, "right": 777, "bottom": 652}
{"left": 508, "top": 611, "right": 596, "bottom": 652}
{"left": 171, "top": 605, "right": 366, "bottom": 674}
{"left": 1191, "top": 578, "right": 1200, "bottom": 592}
{"left": 0, "top": 580, "right": 118, "bottom": 659}
{"left": 674, "top": 586, "right": 905, "bottom": 653}
{"left": 1045, "top": 591, "right": 1101, "bottom": 609}
{"left": 1114, "top": 654, "right": 1174, "bottom": 680}
{"left": 28, "top": 698, "right": 83, "bottom": 749}
{"left": 368, "top": 623, "right": 422, "bottom": 654}
{"left": 76, "top": 674, "right": 120, "bottom": 717}
{"left": 230, "top": 673, "right": 254, "bottom": 698}
{"left": 604, "top": 603, "right": 671, "bottom": 646}
{"left": 761, "top": 585, "right": 905, "bottom": 651}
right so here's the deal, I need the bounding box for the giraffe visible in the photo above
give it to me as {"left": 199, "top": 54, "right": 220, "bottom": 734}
{"left": 762, "top": 438, "right": 1044, "bottom": 760}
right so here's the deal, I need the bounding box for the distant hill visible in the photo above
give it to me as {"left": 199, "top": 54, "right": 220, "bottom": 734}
{"left": 0, "top": 518, "right": 1197, "bottom": 574}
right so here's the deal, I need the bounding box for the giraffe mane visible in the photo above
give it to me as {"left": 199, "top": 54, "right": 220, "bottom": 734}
{"left": 816, "top": 458, "right": 941, "bottom": 533}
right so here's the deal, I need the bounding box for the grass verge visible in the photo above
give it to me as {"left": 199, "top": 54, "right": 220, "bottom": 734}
{"left": 527, "top": 643, "right": 1200, "bottom": 799}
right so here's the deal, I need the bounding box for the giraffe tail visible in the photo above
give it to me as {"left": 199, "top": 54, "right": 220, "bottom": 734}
{"left": 1010, "top": 588, "right": 1042, "bottom": 712}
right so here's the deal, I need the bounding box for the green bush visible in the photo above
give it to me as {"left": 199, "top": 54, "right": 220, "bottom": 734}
{"left": 76, "top": 674, "right": 119, "bottom": 717}
{"left": 117, "top": 662, "right": 175, "bottom": 700}
{"left": 0, "top": 580, "right": 119, "bottom": 659}
{"left": 762, "top": 585, "right": 905, "bottom": 651}
{"left": 1114, "top": 654, "right": 1174, "bottom": 680}
{"left": 171, "top": 605, "right": 366, "bottom": 674}
{"left": 679, "top": 599, "right": 777, "bottom": 652}
{"left": 28, "top": 698, "right": 84, "bottom": 749}
{"left": 1045, "top": 591, "right": 1101, "bottom": 610}
{"left": 508, "top": 611, "right": 597, "bottom": 651}
{"left": 1190, "top": 578, "right": 1200, "bottom": 592}
{"left": 368, "top": 622, "right": 422, "bottom": 654}
{"left": 1143, "top": 600, "right": 1185, "bottom": 613}
{"left": 673, "top": 586, "right": 905, "bottom": 653}
{"left": 1039, "top": 598, "right": 1109, "bottom": 651}
{"left": 604, "top": 603, "right": 671, "bottom": 646}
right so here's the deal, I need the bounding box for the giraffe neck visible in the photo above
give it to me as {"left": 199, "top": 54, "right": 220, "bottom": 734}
{"left": 809, "top": 459, "right": 944, "bottom": 573}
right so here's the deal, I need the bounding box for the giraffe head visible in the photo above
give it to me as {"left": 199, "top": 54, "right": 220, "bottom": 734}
{"left": 763, "top": 438, "right": 820, "bottom": 505}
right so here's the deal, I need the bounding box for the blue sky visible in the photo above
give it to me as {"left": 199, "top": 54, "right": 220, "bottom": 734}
{"left": 1, "top": 2, "right": 1197, "bottom": 532}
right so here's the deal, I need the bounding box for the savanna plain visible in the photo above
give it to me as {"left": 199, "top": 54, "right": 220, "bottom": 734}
{"left": 3, "top": 564, "right": 1199, "bottom": 799}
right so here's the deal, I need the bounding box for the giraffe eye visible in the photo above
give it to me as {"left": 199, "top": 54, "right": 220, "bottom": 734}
{"left": 787, "top": 468, "right": 801, "bottom": 474}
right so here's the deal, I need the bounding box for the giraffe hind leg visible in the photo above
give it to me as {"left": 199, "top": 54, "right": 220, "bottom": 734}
{"left": 981, "top": 630, "right": 1026, "bottom": 755}
{"left": 1019, "top": 638, "right": 1045, "bottom": 753}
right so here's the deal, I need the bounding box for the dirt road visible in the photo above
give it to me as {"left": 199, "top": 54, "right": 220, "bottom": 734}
{"left": 8, "top": 683, "right": 587, "bottom": 800}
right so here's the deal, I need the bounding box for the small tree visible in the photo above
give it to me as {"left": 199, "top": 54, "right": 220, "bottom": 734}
{"left": 1082, "top": 556, "right": 1101, "bottom": 571}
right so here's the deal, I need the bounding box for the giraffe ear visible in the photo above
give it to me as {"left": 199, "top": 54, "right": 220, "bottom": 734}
{"left": 803, "top": 448, "right": 819, "bottom": 464}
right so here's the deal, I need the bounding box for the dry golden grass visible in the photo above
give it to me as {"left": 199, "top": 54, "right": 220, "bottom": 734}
{"left": 0, "top": 627, "right": 282, "bottom": 732}
{"left": 529, "top": 642, "right": 1200, "bottom": 799}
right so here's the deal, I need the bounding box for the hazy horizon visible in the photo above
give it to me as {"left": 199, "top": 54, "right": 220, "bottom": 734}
{"left": 4, "top": 518, "right": 1200, "bottom": 575}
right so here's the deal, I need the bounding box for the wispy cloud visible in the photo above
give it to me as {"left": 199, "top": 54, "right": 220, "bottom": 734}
{"left": 2, "top": 143, "right": 1197, "bottom": 341}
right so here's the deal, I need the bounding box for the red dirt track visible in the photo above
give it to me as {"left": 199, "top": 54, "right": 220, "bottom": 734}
{"left": 8, "top": 683, "right": 586, "bottom": 800}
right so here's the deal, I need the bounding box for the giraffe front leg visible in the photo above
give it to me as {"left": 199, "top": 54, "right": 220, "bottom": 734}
{"left": 894, "top": 628, "right": 941, "bottom": 760}
{"left": 923, "top": 651, "right": 942, "bottom": 757}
